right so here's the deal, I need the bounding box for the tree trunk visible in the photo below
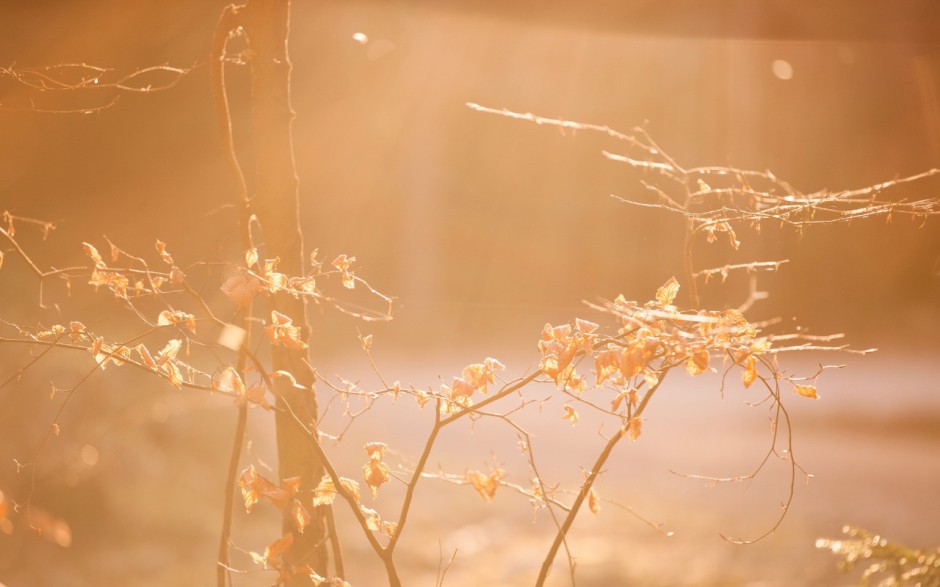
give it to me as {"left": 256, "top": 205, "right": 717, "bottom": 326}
{"left": 244, "top": 0, "right": 329, "bottom": 581}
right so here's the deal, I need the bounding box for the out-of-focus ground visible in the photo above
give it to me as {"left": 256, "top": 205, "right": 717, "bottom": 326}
{"left": 2, "top": 1, "right": 940, "bottom": 586}
{"left": 2, "top": 346, "right": 938, "bottom": 586}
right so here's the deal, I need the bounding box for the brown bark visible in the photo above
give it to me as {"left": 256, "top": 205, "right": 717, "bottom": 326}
{"left": 243, "top": 0, "right": 329, "bottom": 581}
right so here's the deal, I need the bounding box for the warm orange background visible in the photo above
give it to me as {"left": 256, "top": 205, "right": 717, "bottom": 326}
{"left": 1, "top": 3, "right": 939, "bottom": 586}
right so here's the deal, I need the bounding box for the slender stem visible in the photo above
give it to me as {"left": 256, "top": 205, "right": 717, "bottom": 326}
{"left": 535, "top": 427, "right": 625, "bottom": 586}
{"left": 387, "top": 403, "right": 442, "bottom": 553}
{"left": 217, "top": 403, "right": 248, "bottom": 587}
{"left": 535, "top": 374, "right": 666, "bottom": 586}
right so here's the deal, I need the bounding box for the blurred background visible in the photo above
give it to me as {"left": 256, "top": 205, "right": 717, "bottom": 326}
{"left": 1, "top": 1, "right": 939, "bottom": 586}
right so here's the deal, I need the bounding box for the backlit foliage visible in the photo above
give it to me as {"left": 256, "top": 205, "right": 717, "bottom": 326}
{"left": 1, "top": 53, "right": 938, "bottom": 587}
{"left": 817, "top": 526, "right": 940, "bottom": 587}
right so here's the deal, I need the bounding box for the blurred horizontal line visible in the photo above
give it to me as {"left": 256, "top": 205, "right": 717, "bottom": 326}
{"left": 381, "top": 0, "right": 940, "bottom": 44}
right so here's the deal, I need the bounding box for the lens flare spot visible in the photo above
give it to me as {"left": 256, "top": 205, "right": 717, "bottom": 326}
{"left": 772, "top": 59, "right": 794, "bottom": 80}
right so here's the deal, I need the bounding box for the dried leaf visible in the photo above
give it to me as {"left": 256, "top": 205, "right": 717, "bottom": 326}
{"left": 359, "top": 333, "right": 373, "bottom": 351}
{"left": 575, "top": 318, "right": 599, "bottom": 334}
{"left": 588, "top": 488, "right": 601, "bottom": 515}
{"left": 263, "top": 533, "right": 294, "bottom": 567}
{"left": 628, "top": 417, "right": 643, "bottom": 442}
{"left": 794, "top": 384, "right": 819, "bottom": 399}
{"left": 741, "top": 355, "right": 758, "bottom": 388}
{"left": 157, "top": 310, "right": 196, "bottom": 333}
{"left": 292, "top": 500, "right": 311, "bottom": 534}
{"left": 467, "top": 469, "right": 504, "bottom": 503}
{"left": 155, "top": 339, "right": 182, "bottom": 366}
{"left": 82, "top": 242, "right": 105, "bottom": 268}
{"left": 265, "top": 310, "right": 308, "bottom": 350}
{"left": 360, "top": 505, "right": 382, "bottom": 531}
{"left": 364, "top": 442, "right": 387, "bottom": 461}
{"left": 655, "top": 276, "right": 680, "bottom": 306}
{"left": 213, "top": 367, "right": 245, "bottom": 395}
{"left": 363, "top": 460, "right": 390, "bottom": 499}
{"left": 332, "top": 254, "right": 356, "bottom": 289}
{"left": 340, "top": 478, "right": 361, "bottom": 503}
{"left": 595, "top": 349, "right": 620, "bottom": 385}
{"left": 89, "top": 268, "right": 129, "bottom": 298}
{"left": 610, "top": 391, "right": 626, "bottom": 412}
{"left": 165, "top": 361, "right": 183, "bottom": 389}
{"left": 245, "top": 248, "right": 259, "bottom": 268}
{"left": 685, "top": 349, "right": 711, "bottom": 376}
{"left": 136, "top": 344, "right": 157, "bottom": 369}
{"left": 238, "top": 465, "right": 290, "bottom": 512}
{"left": 69, "top": 321, "right": 86, "bottom": 342}
{"left": 561, "top": 405, "right": 579, "bottom": 426}
{"left": 313, "top": 475, "right": 337, "bottom": 507}
{"left": 155, "top": 239, "right": 173, "bottom": 264}
{"left": 169, "top": 266, "right": 185, "bottom": 284}
{"left": 363, "top": 442, "right": 390, "bottom": 498}
{"left": 484, "top": 357, "right": 505, "bottom": 372}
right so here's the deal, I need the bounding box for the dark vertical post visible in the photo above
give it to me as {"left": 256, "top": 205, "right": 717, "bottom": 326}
{"left": 244, "top": 0, "right": 329, "bottom": 581}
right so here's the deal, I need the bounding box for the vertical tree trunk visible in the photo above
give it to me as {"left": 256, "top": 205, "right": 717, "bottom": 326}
{"left": 243, "top": 0, "right": 329, "bottom": 581}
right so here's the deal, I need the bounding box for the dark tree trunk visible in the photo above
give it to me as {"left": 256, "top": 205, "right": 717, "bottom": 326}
{"left": 243, "top": 0, "right": 329, "bottom": 581}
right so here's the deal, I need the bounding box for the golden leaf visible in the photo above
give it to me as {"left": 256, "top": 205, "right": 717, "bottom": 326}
{"left": 575, "top": 318, "right": 599, "bottom": 334}
{"left": 263, "top": 533, "right": 294, "bottom": 567}
{"left": 751, "top": 338, "right": 773, "bottom": 354}
{"left": 588, "top": 488, "right": 601, "bottom": 515}
{"left": 265, "top": 310, "right": 308, "bottom": 350}
{"left": 794, "top": 384, "right": 819, "bottom": 399}
{"left": 655, "top": 276, "right": 680, "bottom": 306}
{"left": 238, "top": 465, "right": 290, "bottom": 512}
{"left": 165, "top": 361, "right": 183, "bottom": 389}
{"left": 155, "top": 339, "right": 182, "bottom": 366}
{"left": 561, "top": 405, "right": 579, "bottom": 426}
{"left": 154, "top": 239, "right": 173, "bottom": 265}
{"left": 245, "top": 248, "right": 259, "bottom": 268}
{"left": 82, "top": 242, "right": 105, "bottom": 268}
{"left": 69, "top": 321, "right": 86, "bottom": 342}
{"left": 89, "top": 268, "right": 129, "bottom": 298}
{"left": 467, "top": 469, "right": 504, "bottom": 503}
{"left": 312, "top": 475, "right": 337, "bottom": 507}
{"left": 136, "top": 344, "right": 157, "bottom": 369}
{"left": 628, "top": 417, "right": 643, "bottom": 442}
{"left": 169, "top": 266, "right": 185, "bottom": 284}
{"left": 213, "top": 366, "right": 245, "bottom": 395}
{"left": 360, "top": 333, "right": 373, "bottom": 351}
{"left": 610, "top": 392, "right": 626, "bottom": 412}
{"left": 340, "top": 477, "right": 361, "bottom": 503}
{"left": 362, "top": 460, "right": 390, "bottom": 497}
{"left": 292, "top": 500, "right": 311, "bottom": 534}
{"left": 157, "top": 310, "right": 196, "bottom": 333}
{"left": 364, "top": 442, "right": 387, "bottom": 461}
{"left": 484, "top": 357, "right": 505, "bottom": 372}
{"left": 363, "top": 443, "right": 390, "bottom": 498}
{"left": 685, "top": 350, "right": 711, "bottom": 376}
{"left": 332, "top": 254, "right": 356, "bottom": 289}
{"left": 595, "top": 349, "right": 620, "bottom": 385}
{"left": 360, "top": 506, "right": 382, "bottom": 531}
{"left": 741, "top": 355, "right": 758, "bottom": 388}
